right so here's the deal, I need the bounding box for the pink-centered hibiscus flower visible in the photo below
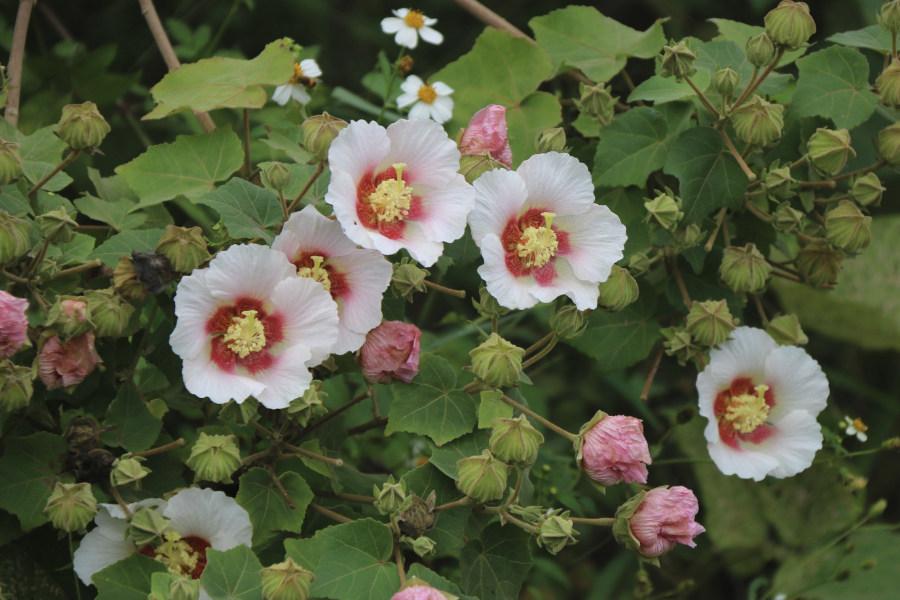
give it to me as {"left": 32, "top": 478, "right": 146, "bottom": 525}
{"left": 697, "top": 327, "right": 829, "bottom": 481}
{"left": 469, "top": 152, "right": 627, "bottom": 310}
{"left": 170, "top": 244, "right": 338, "bottom": 409}
{"left": 325, "top": 119, "right": 475, "bottom": 267}
{"left": 273, "top": 205, "right": 392, "bottom": 354}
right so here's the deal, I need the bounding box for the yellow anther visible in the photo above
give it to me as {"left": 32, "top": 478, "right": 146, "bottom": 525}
{"left": 368, "top": 163, "right": 412, "bottom": 222}
{"left": 417, "top": 84, "right": 438, "bottom": 104}
{"left": 404, "top": 9, "right": 425, "bottom": 28}
{"left": 223, "top": 310, "right": 266, "bottom": 358}
{"left": 290, "top": 62, "right": 304, "bottom": 84}
{"left": 724, "top": 384, "right": 770, "bottom": 434}
{"left": 153, "top": 532, "right": 199, "bottom": 577}
{"left": 517, "top": 212, "right": 558, "bottom": 268}
{"left": 297, "top": 255, "right": 331, "bottom": 293}
{"left": 852, "top": 417, "right": 868, "bottom": 433}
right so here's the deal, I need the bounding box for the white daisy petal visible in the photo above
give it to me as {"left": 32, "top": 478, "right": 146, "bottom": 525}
{"left": 764, "top": 345, "right": 829, "bottom": 422}
{"left": 553, "top": 204, "right": 626, "bottom": 283}
{"left": 299, "top": 59, "right": 322, "bottom": 78}
{"left": 396, "top": 27, "right": 419, "bottom": 49}
{"left": 428, "top": 96, "right": 454, "bottom": 124}
{"left": 407, "top": 101, "right": 432, "bottom": 120}
{"left": 516, "top": 152, "right": 595, "bottom": 216}
{"left": 857, "top": 432, "right": 868, "bottom": 442}
{"left": 430, "top": 81, "right": 453, "bottom": 96}
{"left": 418, "top": 26, "right": 444, "bottom": 45}
{"left": 272, "top": 84, "right": 292, "bottom": 106}
{"left": 469, "top": 169, "right": 529, "bottom": 245}
{"left": 269, "top": 276, "right": 339, "bottom": 367}
{"left": 401, "top": 75, "right": 425, "bottom": 94}
{"left": 164, "top": 488, "right": 253, "bottom": 551}
{"left": 203, "top": 244, "right": 296, "bottom": 304}
{"left": 752, "top": 410, "right": 823, "bottom": 478}
{"left": 396, "top": 93, "right": 419, "bottom": 109}
{"left": 393, "top": 8, "right": 409, "bottom": 18}
{"left": 73, "top": 528, "right": 136, "bottom": 585}
{"left": 290, "top": 85, "right": 312, "bottom": 105}
{"left": 477, "top": 234, "right": 539, "bottom": 310}
{"left": 381, "top": 17, "right": 406, "bottom": 33}
{"left": 423, "top": 17, "right": 438, "bottom": 26}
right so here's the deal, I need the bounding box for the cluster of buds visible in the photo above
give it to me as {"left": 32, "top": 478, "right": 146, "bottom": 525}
{"left": 185, "top": 433, "right": 242, "bottom": 484}
{"left": 469, "top": 333, "right": 524, "bottom": 389}
{"left": 288, "top": 380, "right": 328, "bottom": 426}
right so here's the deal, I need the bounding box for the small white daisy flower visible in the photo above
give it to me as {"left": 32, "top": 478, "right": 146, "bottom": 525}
{"left": 844, "top": 416, "right": 868, "bottom": 442}
{"left": 272, "top": 58, "right": 322, "bottom": 106}
{"left": 397, "top": 75, "right": 454, "bottom": 124}
{"left": 697, "top": 327, "right": 829, "bottom": 481}
{"left": 381, "top": 8, "right": 443, "bottom": 49}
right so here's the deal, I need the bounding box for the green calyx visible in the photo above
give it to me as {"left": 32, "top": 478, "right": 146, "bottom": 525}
{"left": 685, "top": 300, "right": 736, "bottom": 347}
{"left": 825, "top": 200, "right": 871, "bottom": 253}
{"left": 0, "top": 360, "right": 33, "bottom": 413}
{"left": 643, "top": 189, "right": 682, "bottom": 230}
{"left": 155, "top": 225, "right": 210, "bottom": 274}
{"left": 391, "top": 257, "right": 429, "bottom": 302}
{"left": 260, "top": 557, "right": 316, "bottom": 600}
{"left": 287, "top": 380, "right": 328, "bottom": 426}
{"left": 659, "top": 39, "right": 697, "bottom": 79}
{"left": 456, "top": 449, "right": 510, "bottom": 502}
{"left": 766, "top": 314, "right": 809, "bottom": 346}
{"left": 731, "top": 96, "right": 784, "bottom": 147}
{"left": 537, "top": 511, "right": 578, "bottom": 555}
{"left": 58, "top": 101, "right": 111, "bottom": 149}
{"left": 489, "top": 414, "right": 544, "bottom": 467}
{"left": 43, "top": 482, "right": 97, "bottom": 534}
{"left": 797, "top": 240, "right": 844, "bottom": 285}
{"left": 764, "top": 1, "right": 816, "bottom": 49}
{"left": 808, "top": 128, "right": 855, "bottom": 176}
{"left": 185, "top": 432, "right": 242, "bottom": 484}
{"left": 719, "top": 243, "right": 772, "bottom": 294}
{"left": 469, "top": 333, "right": 524, "bottom": 389}
{"left": 128, "top": 506, "right": 171, "bottom": 546}
{"left": 596, "top": 265, "right": 639, "bottom": 312}
{"left": 373, "top": 475, "right": 410, "bottom": 516}
{"left": 111, "top": 454, "right": 150, "bottom": 488}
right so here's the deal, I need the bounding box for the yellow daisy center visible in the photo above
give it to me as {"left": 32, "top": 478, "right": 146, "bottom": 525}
{"left": 153, "top": 532, "right": 200, "bottom": 577}
{"left": 852, "top": 417, "right": 868, "bottom": 433}
{"left": 404, "top": 9, "right": 425, "bottom": 28}
{"left": 223, "top": 310, "right": 266, "bottom": 358}
{"left": 417, "top": 84, "right": 437, "bottom": 104}
{"left": 724, "top": 384, "right": 770, "bottom": 434}
{"left": 298, "top": 255, "right": 331, "bottom": 293}
{"left": 368, "top": 163, "right": 412, "bottom": 222}
{"left": 517, "top": 212, "right": 558, "bottom": 268}
{"left": 289, "top": 62, "right": 304, "bottom": 84}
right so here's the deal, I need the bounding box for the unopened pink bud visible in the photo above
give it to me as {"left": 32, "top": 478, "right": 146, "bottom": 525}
{"left": 0, "top": 290, "right": 28, "bottom": 359}
{"left": 459, "top": 105, "right": 513, "bottom": 167}
{"left": 359, "top": 321, "right": 421, "bottom": 384}
{"left": 629, "top": 486, "right": 705, "bottom": 558}
{"left": 60, "top": 299, "right": 89, "bottom": 322}
{"left": 579, "top": 415, "right": 651, "bottom": 487}
{"left": 391, "top": 583, "right": 450, "bottom": 600}
{"left": 38, "top": 332, "right": 100, "bottom": 390}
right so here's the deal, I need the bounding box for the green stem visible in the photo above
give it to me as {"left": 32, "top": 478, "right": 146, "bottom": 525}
{"left": 241, "top": 108, "right": 252, "bottom": 178}
{"left": 683, "top": 74, "right": 721, "bottom": 119}
{"left": 720, "top": 129, "right": 757, "bottom": 181}
{"left": 54, "top": 259, "right": 102, "bottom": 279}
{"left": 309, "top": 502, "right": 353, "bottom": 523}
{"left": 569, "top": 517, "right": 615, "bottom": 526}
{"left": 704, "top": 207, "right": 729, "bottom": 252}
{"left": 521, "top": 334, "right": 558, "bottom": 370}
{"left": 433, "top": 496, "right": 473, "bottom": 512}
{"left": 424, "top": 279, "right": 466, "bottom": 298}
{"left": 501, "top": 394, "right": 577, "bottom": 442}
{"left": 283, "top": 442, "right": 343, "bottom": 467}
{"left": 297, "top": 389, "right": 372, "bottom": 440}
{"left": 69, "top": 532, "right": 83, "bottom": 600}
{"left": 523, "top": 332, "right": 556, "bottom": 357}
{"left": 0, "top": 269, "right": 29, "bottom": 284}
{"left": 751, "top": 293, "right": 769, "bottom": 327}
{"left": 22, "top": 240, "right": 50, "bottom": 279}
{"left": 377, "top": 46, "right": 406, "bottom": 124}
{"left": 128, "top": 302, "right": 159, "bottom": 381}
{"left": 313, "top": 490, "right": 377, "bottom": 505}
{"left": 731, "top": 47, "right": 785, "bottom": 112}
{"left": 29, "top": 149, "right": 81, "bottom": 197}
{"left": 132, "top": 438, "right": 185, "bottom": 458}
{"left": 286, "top": 161, "right": 325, "bottom": 214}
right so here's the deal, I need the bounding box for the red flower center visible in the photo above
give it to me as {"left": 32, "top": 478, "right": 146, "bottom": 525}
{"left": 499, "top": 208, "right": 570, "bottom": 282}
{"left": 714, "top": 377, "right": 776, "bottom": 448}
{"left": 206, "top": 297, "right": 284, "bottom": 374}
{"left": 139, "top": 534, "right": 211, "bottom": 579}
{"left": 291, "top": 251, "right": 348, "bottom": 299}
{"left": 355, "top": 165, "right": 423, "bottom": 240}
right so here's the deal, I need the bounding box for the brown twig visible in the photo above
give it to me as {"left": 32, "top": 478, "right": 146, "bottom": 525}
{"left": 501, "top": 395, "right": 577, "bottom": 442}
{"left": 424, "top": 279, "right": 466, "bottom": 298}
{"left": 772, "top": 270, "right": 835, "bottom": 290}
{"left": 286, "top": 162, "right": 325, "bottom": 214}
{"left": 751, "top": 294, "right": 769, "bottom": 327}
{"left": 29, "top": 150, "right": 81, "bottom": 197}
{"left": 5, "top": 1, "right": 35, "bottom": 126}
{"left": 313, "top": 490, "right": 376, "bottom": 505}
{"left": 394, "top": 544, "right": 406, "bottom": 585}
{"left": 74, "top": 225, "right": 112, "bottom": 231}
{"left": 832, "top": 160, "right": 887, "bottom": 182}
{"left": 108, "top": 484, "right": 132, "bottom": 517}
{"left": 433, "top": 496, "right": 474, "bottom": 513}
{"left": 347, "top": 416, "right": 388, "bottom": 436}
{"left": 640, "top": 345, "right": 665, "bottom": 402}
{"left": 298, "top": 389, "right": 372, "bottom": 440}
{"left": 132, "top": 438, "right": 185, "bottom": 458}
{"left": 668, "top": 256, "right": 692, "bottom": 309}
{"left": 719, "top": 129, "right": 756, "bottom": 181}
{"left": 282, "top": 442, "right": 344, "bottom": 467}
{"left": 267, "top": 464, "right": 296, "bottom": 509}
{"left": 704, "top": 207, "right": 729, "bottom": 253}
{"left": 309, "top": 502, "right": 353, "bottom": 523}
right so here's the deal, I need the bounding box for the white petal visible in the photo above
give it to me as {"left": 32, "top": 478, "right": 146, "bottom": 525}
{"left": 381, "top": 17, "right": 406, "bottom": 34}
{"left": 553, "top": 204, "right": 626, "bottom": 283}
{"left": 470, "top": 169, "right": 529, "bottom": 245}
{"left": 96, "top": 499, "right": 166, "bottom": 540}
{"left": 413, "top": 175, "right": 474, "bottom": 244}
{"left": 400, "top": 75, "right": 424, "bottom": 95}
{"left": 696, "top": 368, "right": 721, "bottom": 422}
{"left": 395, "top": 27, "right": 419, "bottom": 49}
{"left": 708, "top": 437, "right": 780, "bottom": 481}
{"left": 428, "top": 96, "right": 454, "bottom": 124}
{"left": 764, "top": 345, "right": 829, "bottom": 422}
{"left": 857, "top": 432, "right": 868, "bottom": 442}
{"left": 326, "top": 250, "right": 392, "bottom": 352}
{"left": 516, "top": 152, "right": 595, "bottom": 217}
{"left": 327, "top": 120, "right": 391, "bottom": 185}
{"left": 73, "top": 527, "right": 136, "bottom": 585}
{"left": 171, "top": 268, "right": 219, "bottom": 361}
{"left": 272, "top": 85, "right": 292, "bottom": 106}
{"left": 423, "top": 17, "right": 438, "bottom": 26}
{"left": 368, "top": 231, "right": 407, "bottom": 259}
{"left": 477, "top": 234, "right": 538, "bottom": 310}
{"left": 396, "top": 92, "right": 419, "bottom": 109}
{"left": 393, "top": 8, "right": 409, "bottom": 18}
{"left": 706, "top": 327, "right": 778, "bottom": 390}
{"left": 383, "top": 118, "right": 461, "bottom": 189}
{"left": 269, "top": 276, "right": 339, "bottom": 367}
{"left": 291, "top": 85, "right": 311, "bottom": 106}
{"left": 165, "top": 488, "right": 252, "bottom": 551}
{"left": 394, "top": 221, "right": 445, "bottom": 267}
{"left": 253, "top": 344, "right": 314, "bottom": 409}
{"left": 528, "top": 257, "right": 600, "bottom": 311}
{"left": 299, "top": 59, "right": 322, "bottom": 78}
{"left": 407, "top": 101, "right": 432, "bottom": 120}
{"left": 430, "top": 82, "right": 453, "bottom": 96}
{"left": 325, "top": 172, "right": 377, "bottom": 251}
{"left": 182, "top": 353, "right": 265, "bottom": 404}
{"left": 418, "top": 26, "right": 444, "bottom": 45}
{"left": 204, "top": 245, "right": 295, "bottom": 304}
{"left": 752, "top": 410, "right": 823, "bottom": 478}
{"left": 274, "top": 205, "right": 358, "bottom": 260}
{"left": 334, "top": 328, "right": 366, "bottom": 356}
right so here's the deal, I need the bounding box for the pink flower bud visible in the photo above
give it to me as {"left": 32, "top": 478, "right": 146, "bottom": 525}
{"left": 38, "top": 332, "right": 100, "bottom": 390}
{"left": 0, "top": 290, "right": 28, "bottom": 359}
{"left": 459, "top": 105, "right": 513, "bottom": 167}
{"left": 60, "top": 299, "right": 89, "bottom": 322}
{"left": 391, "top": 584, "right": 449, "bottom": 600}
{"left": 629, "top": 486, "right": 705, "bottom": 558}
{"left": 579, "top": 415, "right": 651, "bottom": 487}
{"left": 359, "top": 321, "right": 421, "bottom": 384}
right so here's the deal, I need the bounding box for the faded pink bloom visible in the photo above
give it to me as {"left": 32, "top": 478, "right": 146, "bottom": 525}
{"left": 459, "top": 105, "right": 512, "bottom": 167}
{"left": 60, "top": 299, "right": 88, "bottom": 322}
{"left": 629, "top": 486, "right": 705, "bottom": 558}
{"left": 391, "top": 584, "right": 448, "bottom": 600}
{"left": 359, "top": 321, "right": 421, "bottom": 384}
{"left": 0, "top": 290, "right": 29, "bottom": 359}
{"left": 580, "top": 415, "right": 651, "bottom": 486}
{"left": 38, "top": 332, "right": 100, "bottom": 390}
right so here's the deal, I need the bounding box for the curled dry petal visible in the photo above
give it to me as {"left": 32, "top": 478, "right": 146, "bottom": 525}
{"left": 359, "top": 321, "right": 421, "bottom": 384}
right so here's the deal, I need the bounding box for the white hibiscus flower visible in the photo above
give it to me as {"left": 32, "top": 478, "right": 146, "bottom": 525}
{"left": 381, "top": 8, "right": 443, "bottom": 49}
{"left": 273, "top": 205, "right": 393, "bottom": 354}
{"left": 170, "top": 244, "right": 339, "bottom": 409}
{"left": 468, "top": 152, "right": 627, "bottom": 310}
{"left": 325, "top": 118, "right": 475, "bottom": 267}
{"left": 697, "top": 327, "right": 829, "bottom": 481}
{"left": 397, "top": 75, "right": 453, "bottom": 124}
{"left": 272, "top": 58, "right": 322, "bottom": 106}
{"left": 73, "top": 488, "right": 252, "bottom": 599}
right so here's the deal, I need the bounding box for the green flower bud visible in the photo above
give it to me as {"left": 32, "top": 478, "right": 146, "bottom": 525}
{"left": 537, "top": 512, "right": 578, "bottom": 555}
{"left": 473, "top": 283, "right": 509, "bottom": 320}
{"left": 456, "top": 449, "right": 509, "bottom": 502}
{"left": 149, "top": 573, "right": 200, "bottom": 600}
{"left": 110, "top": 454, "right": 150, "bottom": 488}
{"left": 391, "top": 258, "right": 429, "bottom": 302}
{"left": 850, "top": 173, "right": 885, "bottom": 207}
{"left": 825, "top": 200, "right": 871, "bottom": 252}
{"left": 746, "top": 33, "right": 777, "bottom": 68}
{"left": 879, "top": 0, "right": 900, "bottom": 33}
{"left": 535, "top": 128, "right": 566, "bottom": 154}
{"left": 719, "top": 243, "right": 772, "bottom": 294}
{"left": 36, "top": 207, "right": 77, "bottom": 244}
{"left": 45, "top": 296, "right": 94, "bottom": 342}
{"left": 57, "top": 102, "right": 110, "bottom": 149}
{"left": 772, "top": 201, "right": 805, "bottom": 233}
{"left": 220, "top": 396, "right": 260, "bottom": 425}
{"left": 878, "top": 121, "right": 900, "bottom": 165}
{"left": 577, "top": 83, "right": 617, "bottom": 125}
{"left": 597, "top": 265, "right": 639, "bottom": 312}
{"left": 469, "top": 333, "right": 524, "bottom": 389}
{"left": 260, "top": 558, "right": 316, "bottom": 600}
{"left": 0, "top": 209, "right": 31, "bottom": 265}
{"left": 0, "top": 139, "right": 23, "bottom": 185}
{"left": 765, "top": 1, "right": 816, "bottom": 49}
{"left": 397, "top": 491, "right": 436, "bottom": 539}
{"left": 549, "top": 299, "right": 587, "bottom": 338}
{"left": 627, "top": 252, "right": 652, "bottom": 276}
{"left": 405, "top": 534, "right": 437, "bottom": 557}
{"left": 84, "top": 289, "right": 134, "bottom": 338}
{"left": 808, "top": 128, "right": 855, "bottom": 176}
{"left": 43, "top": 482, "right": 97, "bottom": 533}
{"left": 731, "top": 96, "right": 784, "bottom": 146}
{"left": 301, "top": 112, "right": 348, "bottom": 160}
{"left": 287, "top": 380, "right": 328, "bottom": 426}
{"left": 643, "top": 190, "right": 682, "bottom": 230}
{"left": 882, "top": 437, "right": 900, "bottom": 449}
{"left": 185, "top": 433, "right": 242, "bottom": 484}
{"left": 508, "top": 503, "right": 544, "bottom": 524}
{"left": 458, "top": 152, "right": 508, "bottom": 184}
{"left": 671, "top": 223, "right": 705, "bottom": 249}
{"left": 661, "top": 327, "right": 702, "bottom": 367}
{"left": 155, "top": 225, "right": 210, "bottom": 274}
{"left": 265, "top": 162, "right": 292, "bottom": 192}
{"left": 128, "top": 506, "right": 171, "bottom": 546}
{"left": 765, "top": 163, "right": 797, "bottom": 198}
{"left": 113, "top": 255, "right": 146, "bottom": 300}
{"left": 867, "top": 498, "right": 888, "bottom": 518}
{"left": 0, "top": 360, "right": 33, "bottom": 413}
{"left": 713, "top": 68, "right": 740, "bottom": 97}
{"left": 373, "top": 475, "right": 409, "bottom": 516}
{"left": 685, "top": 300, "right": 736, "bottom": 347}
{"left": 489, "top": 414, "right": 544, "bottom": 467}
{"left": 877, "top": 59, "right": 900, "bottom": 108}
{"left": 659, "top": 39, "right": 697, "bottom": 79}
{"left": 766, "top": 314, "right": 808, "bottom": 346}
{"left": 797, "top": 240, "right": 843, "bottom": 285}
